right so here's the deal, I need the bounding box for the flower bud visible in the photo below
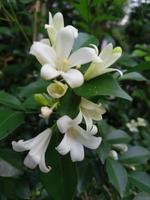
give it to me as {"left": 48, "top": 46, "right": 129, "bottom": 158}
{"left": 113, "top": 144, "right": 128, "bottom": 153}
{"left": 137, "top": 117, "right": 146, "bottom": 127}
{"left": 47, "top": 81, "right": 68, "bottom": 99}
{"left": 39, "top": 106, "right": 52, "bottom": 119}
{"left": 109, "top": 150, "right": 118, "bottom": 160}
{"left": 34, "top": 93, "right": 50, "bottom": 106}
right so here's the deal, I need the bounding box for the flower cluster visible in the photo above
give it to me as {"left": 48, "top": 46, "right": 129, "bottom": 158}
{"left": 12, "top": 12, "right": 122, "bottom": 173}
{"left": 126, "top": 117, "right": 147, "bottom": 132}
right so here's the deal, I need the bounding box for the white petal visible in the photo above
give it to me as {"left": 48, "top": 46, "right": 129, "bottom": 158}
{"left": 40, "top": 38, "right": 51, "bottom": 46}
{"left": 45, "top": 25, "right": 56, "bottom": 46}
{"left": 24, "top": 153, "right": 38, "bottom": 169}
{"left": 89, "top": 125, "right": 98, "bottom": 135}
{"left": 104, "top": 68, "right": 123, "bottom": 76}
{"left": 70, "top": 137, "right": 84, "bottom": 162}
{"left": 56, "top": 134, "right": 70, "bottom": 155}
{"left": 61, "top": 69, "right": 84, "bottom": 88}
{"left": 12, "top": 139, "right": 34, "bottom": 152}
{"left": 57, "top": 115, "right": 72, "bottom": 133}
{"left": 69, "top": 47, "right": 97, "bottom": 68}
{"left": 41, "top": 64, "right": 60, "bottom": 80}
{"left": 65, "top": 25, "right": 78, "bottom": 38}
{"left": 30, "top": 42, "right": 56, "bottom": 66}
{"left": 74, "top": 126, "right": 102, "bottom": 149}
{"left": 48, "top": 12, "right": 53, "bottom": 25}
{"left": 100, "top": 44, "right": 122, "bottom": 68}
{"left": 53, "top": 12, "right": 64, "bottom": 31}
{"left": 100, "top": 43, "right": 113, "bottom": 61}
{"left": 39, "top": 153, "right": 51, "bottom": 173}
{"left": 82, "top": 114, "right": 93, "bottom": 131}
{"left": 73, "top": 111, "right": 83, "bottom": 125}
{"left": 56, "top": 27, "right": 75, "bottom": 59}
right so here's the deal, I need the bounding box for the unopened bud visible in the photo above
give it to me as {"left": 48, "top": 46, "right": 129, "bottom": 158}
{"left": 109, "top": 150, "right": 118, "bottom": 160}
{"left": 137, "top": 117, "right": 146, "bottom": 127}
{"left": 113, "top": 144, "right": 128, "bottom": 153}
{"left": 39, "top": 106, "right": 52, "bottom": 119}
{"left": 34, "top": 93, "right": 50, "bottom": 106}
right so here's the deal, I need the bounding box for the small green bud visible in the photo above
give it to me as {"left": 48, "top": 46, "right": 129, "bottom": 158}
{"left": 34, "top": 93, "right": 50, "bottom": 106}
{"left": 113, "top": 47, "right": 122, "bottom": 54}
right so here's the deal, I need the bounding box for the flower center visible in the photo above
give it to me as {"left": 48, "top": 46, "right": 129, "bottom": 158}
{"left": 57, "top": 58, "right": 69, "bottom": 72}
{"left": 68, "top": 127, "right": 78, "bottom": 138}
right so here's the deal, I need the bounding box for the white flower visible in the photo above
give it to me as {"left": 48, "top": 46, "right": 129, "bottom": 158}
{"left": 137, "top": 117, "right": 146, "bottom": 127}
{"left": 30, "top": 27, "right": 96, "bottom": 88}
{"left": 84, "top": 43, "right": 123, "bottom": 80}
{"left": 56, "top": 114, "right": 102, "bottom": 162}
{"left": 12, "top": 129, "right": 52, "bottom": 173}
{"left": 79, "top": 97, "right": 106, "bottom": 131}
{"left": 126, "top": 119, "right": 138, "bottom": 132}
{"left": 45, "top": 12, "right": 78, "bottom": 46}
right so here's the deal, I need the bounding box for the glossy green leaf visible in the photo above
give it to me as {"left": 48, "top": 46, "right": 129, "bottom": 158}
{"left": 0, "top": 149, "right": 22, "bottom": 169}
{"left": 58, "top": 89, "right": 80, "bottom": 118}
{"left": 19, "top": 79, "right": 49, "bottom": 98}
{"left": 97, "top": 142, "right": 111, "bottom": 164}
{"left": 129, "top": 172, "right": 150, "bottom": 194}
{"left": 120, "top": 146, "right": 150, "bottom": 164}
{"left": 0, "top": 109, "right": 25, "bottom": 140}
{"left": 106, "top": 159, "right": 128, "bottom": 197}
{"left": 105, "top": 130, "right": 131, "bottom": 144}
{"left": 40, "top": 131, "right": 77, "bottom": 200}
{"left": 0, "top": 91, "right": 23, "bottom": 110}
{"left": 128, "top": 61, "right": 150, "bottom": 72}
{"left": 119, "top": 72, "right": 147, "bottom": 81}
{"left": 73, "top": 32, "right": 98, "bottom": 51}
{"left": 23, "top": 96, "right": 40, "bottom": 110}
{"left": 133, "top": 192, "right": 150, "bottom": 200}
{"left": 74, "top": 75, "right": 132, "bottom": 101}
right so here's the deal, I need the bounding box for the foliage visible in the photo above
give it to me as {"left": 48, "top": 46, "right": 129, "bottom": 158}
{"left": 0, "top": 0, "right": 150, "bottom": 200}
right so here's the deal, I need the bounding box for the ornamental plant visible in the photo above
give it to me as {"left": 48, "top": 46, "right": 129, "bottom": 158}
{"left": 0, "top": 9, "right": 150, "bottom": 200}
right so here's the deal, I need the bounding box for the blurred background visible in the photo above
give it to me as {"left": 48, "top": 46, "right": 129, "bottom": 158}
{"left": 0, "top": 0, "right": 150, "bottom": 199}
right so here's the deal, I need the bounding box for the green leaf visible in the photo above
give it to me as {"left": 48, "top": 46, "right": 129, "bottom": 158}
{"left": 23, "top": 96, "right": 40, "bottom": 110}
{"left": 120, "top": 146, "right": 150, "bottom": 164}
{"left": 74, "top": 75, "right": 132, "bottom": 101}
{"left": 58, "top": 89, "right": 80, "bottom": 118}
{"left": 132, "top": 49, "right": 147, "bottom": 57}
{"left": 119, "top": 72, "right": 147, "bottom": 81}
{"left": 133, "top": 192, "right": 150, "bottom": 200}
{"left": 0, "top": 91, "right": 23, "bottom": 110}
{"left": 0, "top": 148, "right": 23, "bottom": 169}
{"left": 128, "top": 61, "right": 150, "bottom": 73}
{"left": 19, "top": 79, "right": 49, "bottom": 98}
{"left": 106, "top": 159, "right": 128, "bottom": 197}
{"left": 129, "top": 172, "right": 150, "bottom": 194}
{"left": 0, "top": 109, "right": 25, "bottom": 140}
{"left": 97, "top": 142, "right": 111, "bottom": 164}
{"left": 40, "top": 131, "right": 77, "bottom": 200}
{"left": 105, "top": 130, "right": 131, "bottom": 144}
{"left": 73, "top": 32, "right": 98, "bottom": 51}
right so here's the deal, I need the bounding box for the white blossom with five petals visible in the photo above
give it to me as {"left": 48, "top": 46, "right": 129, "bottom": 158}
{"left": 30, "top": 27, "right": 97, "bottom": 88}
{"left": 56, "top": 114, "right": 102, "bottom": 162}
{"left": 84, "top": 43, "right": 123, "bottom": 80}
{"left": 12, "top": 129, "right": 52, "bottom": 173}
